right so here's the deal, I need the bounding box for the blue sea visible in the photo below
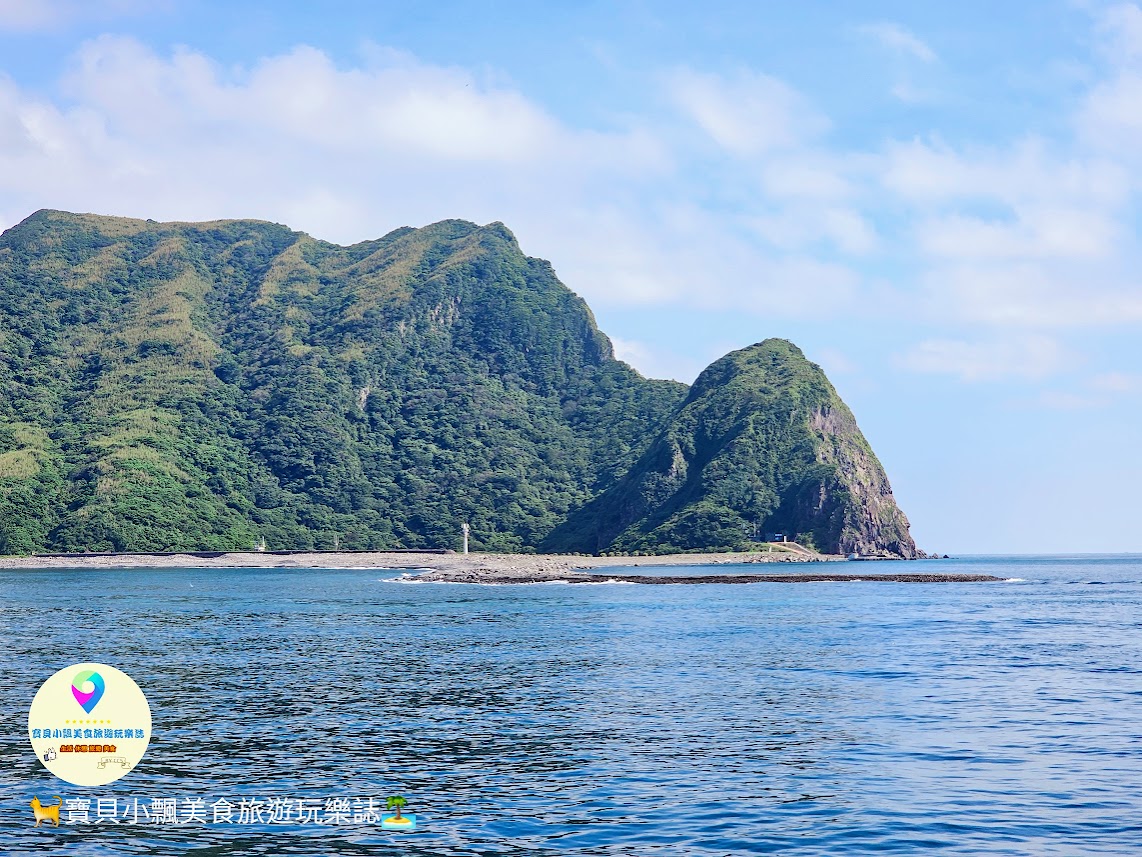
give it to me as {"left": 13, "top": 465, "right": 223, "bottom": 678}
{"left": 1, "top": 555, "right": 1140, "bottom": 855}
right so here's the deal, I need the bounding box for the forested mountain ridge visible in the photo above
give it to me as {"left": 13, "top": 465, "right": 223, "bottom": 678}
{"left": 542, "top": 340, "right": 918, "bottom": 557}
{"left": 0, "top": 209, "right": 916, "bottom": 557}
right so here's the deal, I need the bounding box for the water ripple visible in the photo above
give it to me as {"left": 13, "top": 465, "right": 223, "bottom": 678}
{"left": 0, "top": 558, "right": 1140, "bottom": 854}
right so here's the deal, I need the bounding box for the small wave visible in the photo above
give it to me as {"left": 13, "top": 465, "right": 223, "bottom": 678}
{"left": 464, "top": 578, "right": 636, "bottom": 586}
{"left": 380, "top": 575, "right": 638, "bottom": 586}
{"left": 380, "top": 576, "right": 525, "bottom": 586}
{"left": 563, "top": 578, "right": 637, "bottom": 585}
{"left": 1003, "top": 577, "right": 1027, "bottom": 583}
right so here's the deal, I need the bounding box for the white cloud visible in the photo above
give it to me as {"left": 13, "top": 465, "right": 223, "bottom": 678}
{"left": 896, "top": 335, "right": 1067, "bottom": 381}
{"left": 915, "top": 207, "right": 1119, "bottom": 260}
{"left": 881, "top": 137, "right": 1130, "bottom": 207}
{"left": 820, "top": 208, "right": 879, "bottom": 254}
{"left": 1037, "top": 390, "right": 1101, "bottom": 409}
{"left": 1094, "top": 3, "right": 1142, "bottom": 66}
{"left": 0, "top": 0, "right": 154, "bottom": 32}
{"left": 0, "top": 35, "right": 836, "bottom": 321}
{"left": 889, "top": 82, "right": 936, "bottom": 103}
{"left": 859, "top": 22, "right": 937, "bottom": 63}
{"left": 1075, "top": 4, "right": 1142, "bottom": 153}
{"left": 543, "top": 202, "right": 862, "bottom": 315}
{"left": 751, "top": 206, "right": 878, "bottom": 255}
{"left": 610, "top": 337, "right": 709, "bottom": 384}
{"left": 667, "top": 67, "right": 828, "bottom": 156}
{"left": 759, "top": 154, "right": 855, "bottom": 199}
{"left": 1090, "top": 371, "right": 1142, "bottom": 392}
{"left": 59, "top": 38, "right": 614, "bottom": 165}
{"left": 0, "top": 37, "right": 670, "bottom": 247}
{"left": 0, "top": 0, "right": 56, "bottom": 29}
{"left": 814, "top": 348, "right": 858, "bottom": 375}
{"left": 920, "top": 262, "right": 1142, "bottom": 326}
{"left": 1077, "top": 70, "right": 1142, "bottom": 152}
{"left": 880, "top": 128, "right": 1142, "bottom": 330}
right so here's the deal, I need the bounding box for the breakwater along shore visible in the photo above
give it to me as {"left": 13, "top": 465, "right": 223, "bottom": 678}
{"left": 413, "top": 571, "right": 1003, "bottom": 585}
{"left": 0, "top": 549, "right": 997, "bottom": 583}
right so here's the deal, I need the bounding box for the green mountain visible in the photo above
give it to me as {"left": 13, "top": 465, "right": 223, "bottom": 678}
{"left": 0, "top": 209, "right": 917, "bottom": 557}
{"left": 542, "top": 340, "right": 917, "bottom": 557}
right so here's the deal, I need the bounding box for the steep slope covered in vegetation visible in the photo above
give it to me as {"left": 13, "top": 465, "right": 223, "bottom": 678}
{"left": 0, "top": 210, "right": 915, "bottom": 556}
{"left": 542, "top": 340, "right": 918, "bottom": 557}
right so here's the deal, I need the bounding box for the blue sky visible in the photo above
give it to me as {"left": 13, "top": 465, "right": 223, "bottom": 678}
{"left": 1, "top": 0, "right": 1140, "bottom": 553}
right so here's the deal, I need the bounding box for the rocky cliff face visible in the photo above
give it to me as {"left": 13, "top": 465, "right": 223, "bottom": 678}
{"left": 542, "top": 339, "right": 918, "bottom": 557}
{"left": 807, "top": 405, "right": 917, "bottom": 557}
{"left": 0, "top": 211, "right": 916, "bottom": 556}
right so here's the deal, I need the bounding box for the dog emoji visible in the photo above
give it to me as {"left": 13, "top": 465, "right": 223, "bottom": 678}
{"left": 30, "top": 796, "right": 61, "bottom": 827}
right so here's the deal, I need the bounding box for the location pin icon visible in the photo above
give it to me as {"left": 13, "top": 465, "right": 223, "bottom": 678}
{"left": 71, "top": 670, "right": 106, "bottom": 714}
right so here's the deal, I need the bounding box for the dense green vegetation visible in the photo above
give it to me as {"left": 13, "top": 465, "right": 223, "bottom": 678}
{"left": 0, "top": 210, "right": 916, "bottom": 556}
{"left": 543, "top": 340, "right": 917, "bottom": 557}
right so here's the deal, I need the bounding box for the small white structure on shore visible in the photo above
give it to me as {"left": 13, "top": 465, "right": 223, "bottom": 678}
{"left": 461, "top": 523, "right": 470, "bottom": 555}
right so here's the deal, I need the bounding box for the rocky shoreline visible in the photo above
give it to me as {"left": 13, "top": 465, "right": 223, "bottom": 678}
{"left": 0, "top": 548, "right": 994, "bottom": 584}
{"left": 405, "top": 553, "right": 994, "bottom": 584}
{"left": 407, "top": 571, "right": 1002, "bottom": 585}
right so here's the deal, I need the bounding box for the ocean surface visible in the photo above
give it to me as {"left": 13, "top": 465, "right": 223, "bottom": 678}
{"left": 1, "top": 555, "right": 1140, "bottom": 855}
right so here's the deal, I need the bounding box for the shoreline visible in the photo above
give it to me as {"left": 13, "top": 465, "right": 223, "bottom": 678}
{"left": 0, "top": 549, "right": 996, "bottom": 584}
{"left": 0, "top": 548, "right": 838, "bottom": 572}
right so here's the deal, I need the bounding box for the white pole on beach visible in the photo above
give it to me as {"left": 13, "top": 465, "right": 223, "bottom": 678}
{"left": 462, "top": 523, "right": 470, "bottom": 555}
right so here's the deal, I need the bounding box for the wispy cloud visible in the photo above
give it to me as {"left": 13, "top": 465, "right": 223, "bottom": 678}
{"left": 667, "top": 67, "right": 828, "bottom": 156}
{"left": 896, "top": 336, "right": 1068, "bottom": 382}
{"left": 1093, "top": 2, "right": 1142, "bottom": 66}
{"left": 859, "top": 22, "right": 938, "bottom": 63}
{"left": 918, "top": 262, "right": 1142, "bottom": 327}
{"left": 0, "top": 0, "right": 156, "bottom": 32}
{"left": 1090, "top": 371, "right": 1142, "bottom": 392}
{"left": 880, "top": 129, "right": 1141, "bottom": 328}
{"left": 0, "top": 36, "right": 665, "bottom": 239}
{"left": 814, "top": 348, "right": 858, "bottom": 375}
{"left": 1037, "top": 390, "right": 1101, "bottom": 409}
{"left": 610, "top": 337, "right": 710, "bottom": 384}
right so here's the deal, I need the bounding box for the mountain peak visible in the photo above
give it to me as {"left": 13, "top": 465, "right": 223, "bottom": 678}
{"left": 545, "top": 336, "right": 917, "bottom": 556}
{"left": 0, "top": 209, "right": 916, "bottom": 557}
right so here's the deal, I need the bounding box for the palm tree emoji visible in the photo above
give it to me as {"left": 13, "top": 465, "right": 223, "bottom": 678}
{"left": 385, "top": 795, "right": 408, "bottom": 821}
